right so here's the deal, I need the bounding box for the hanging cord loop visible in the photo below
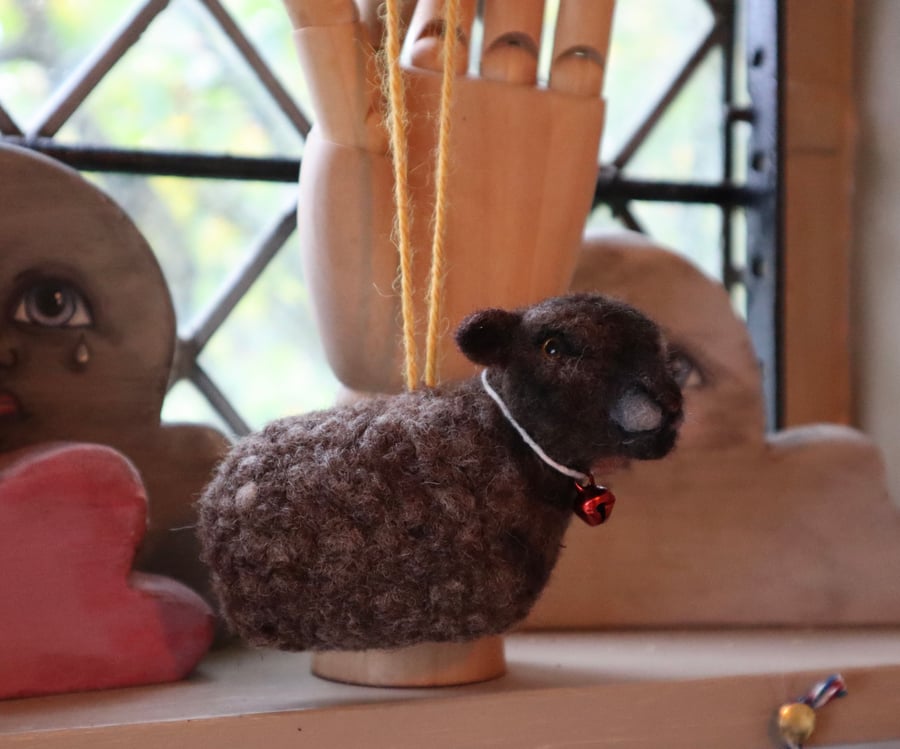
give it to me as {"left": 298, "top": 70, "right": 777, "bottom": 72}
{"left": 383, "top": 0, "right": 461, "bottom": 390}
{"left": 382, "top": 0, "right": 418, "bottom": 390}
{"left": 423, "top": 0, "right": 461, "bottom": 387}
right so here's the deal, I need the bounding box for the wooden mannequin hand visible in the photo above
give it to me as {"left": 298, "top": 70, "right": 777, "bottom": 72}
{"left": 284, "top": 0, "right": 614, "bottom": 392}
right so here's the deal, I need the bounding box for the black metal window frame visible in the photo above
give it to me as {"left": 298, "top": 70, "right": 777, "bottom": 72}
{"left": 0, "top": 0, "right": 783, "bottom": 430}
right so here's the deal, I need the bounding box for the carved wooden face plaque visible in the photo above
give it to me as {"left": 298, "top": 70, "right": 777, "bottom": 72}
{"left": 0, "top": 144, "right": 228, "bottom": 625}
{"left": 0, "top": 144, "right": 175, "bottom": 452}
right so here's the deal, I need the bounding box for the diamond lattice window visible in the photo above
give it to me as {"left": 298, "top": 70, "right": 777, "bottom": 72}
{"left": 0, "top": 0, "right": 778, "bottom": 433}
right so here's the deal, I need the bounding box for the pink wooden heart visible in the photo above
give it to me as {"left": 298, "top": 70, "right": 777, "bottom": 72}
{"left": 0, "top": 443, "right": 214, "bottom": 699}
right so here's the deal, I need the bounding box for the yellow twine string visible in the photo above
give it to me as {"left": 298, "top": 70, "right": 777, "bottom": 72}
{"left": 423, "top": 0, "right": 460, "bottom": 387}
{"left": 383, "top": 0, "right": 460, "bottom": 390}
{"left": 383, "top": 0, "right": 418, "bottom": 390}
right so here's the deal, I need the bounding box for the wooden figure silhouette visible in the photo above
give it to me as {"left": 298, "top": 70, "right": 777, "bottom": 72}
{"left": 527, "top": 232, "right": 900, "bottom": 628}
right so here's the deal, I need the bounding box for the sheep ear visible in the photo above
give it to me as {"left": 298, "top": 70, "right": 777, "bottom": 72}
{"left": 455, "top": 308, "right": 522, "bottom": 366}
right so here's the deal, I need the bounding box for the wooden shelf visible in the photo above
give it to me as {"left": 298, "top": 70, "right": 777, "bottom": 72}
{"left": 3, "top": 630, "right": 900, "bottom": 748}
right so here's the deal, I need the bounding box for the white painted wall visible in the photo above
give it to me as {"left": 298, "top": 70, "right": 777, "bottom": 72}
{"left": 852, "top": 0, "right": 900, "bottom": 506}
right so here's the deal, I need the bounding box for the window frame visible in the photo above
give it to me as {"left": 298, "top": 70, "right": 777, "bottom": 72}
{"left": 782, "top": 0, "right": 855, "bottom": 426}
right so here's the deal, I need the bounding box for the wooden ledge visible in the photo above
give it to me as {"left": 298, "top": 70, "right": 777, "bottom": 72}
{"left": 2, "top": 630, "right": 900, "bottom": 748}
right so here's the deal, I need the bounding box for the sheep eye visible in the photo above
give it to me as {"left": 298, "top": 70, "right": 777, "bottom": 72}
{"left": 542, "top": 338, "right": 561, "bottom": 358}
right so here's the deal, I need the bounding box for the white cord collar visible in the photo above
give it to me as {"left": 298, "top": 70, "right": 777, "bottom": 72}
{"left": 480, "top": 369, "right": 591, "bottom": 485}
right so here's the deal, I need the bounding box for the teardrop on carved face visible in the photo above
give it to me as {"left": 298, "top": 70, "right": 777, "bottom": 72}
{"left": 74, "top": 338, "right": 91, "bottom": 369}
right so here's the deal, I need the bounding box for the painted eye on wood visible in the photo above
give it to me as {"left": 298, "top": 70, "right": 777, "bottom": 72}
{"left": 668, "top": 350, "right": 702, "bottom": 389}
{"left": 11, "top": 279, "right": 93, "bottom": 328}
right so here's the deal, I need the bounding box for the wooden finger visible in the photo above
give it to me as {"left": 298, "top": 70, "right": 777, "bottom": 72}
{"left": 480, "top": 0, "right": 544, "bottom": 85}
{"left": 287, "top": 0, "right": 386, "bottom": 149}
{"left": 549, "top": 0, "right": 615, "bottom": 97}
{"left": 404, "top": 0, "right": 477, "bottom": 73}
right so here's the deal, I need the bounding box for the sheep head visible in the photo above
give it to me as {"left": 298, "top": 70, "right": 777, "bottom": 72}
{"left": 456, "top": 293, "right": 683, "bottom": 469}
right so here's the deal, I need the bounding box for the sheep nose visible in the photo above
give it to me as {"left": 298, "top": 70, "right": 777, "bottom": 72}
{"left": 611, "top": 388, "right": 664, "bottom": 433}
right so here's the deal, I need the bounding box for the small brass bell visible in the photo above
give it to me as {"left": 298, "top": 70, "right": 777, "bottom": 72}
{"left": 777, "top": 702, "right": 816, "bottom": 747}
{"left": 775, "top": 674, "right": 846, "bottom": 748}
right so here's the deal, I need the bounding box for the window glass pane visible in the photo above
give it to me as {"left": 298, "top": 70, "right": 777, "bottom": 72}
{"left": 627, "top": 48, "right": 724, "bottom": 182}
{"left": 162, "top": 379, "right": 232, "bottom": 432}
{"left": 728, "top": 207, "right": 749, "bottom": 318}
{"left": 196, "top": 233, "right": 340, "bottom": 430}
{"left": 602, "top": 0, "right": 715, "bottom": 162}
{"left": 87, "top": 173, "right": 296, "bottom": 327}
{"left": 730, "top": 281, "right": 748, "bottom": 320}
{"left": 585, "top": 204, "right": 627, "bottom": 234}
{"left": 0, "top": 0, "right": 124, "bottom": 128}
{"left": 56, "top": 0, "right": 303, "bottom": 156}
{"left": 219, "top": 0, "right": 314, "bottom": 117}
{"left": 732, "top": 119, "right": 753, "bottom": 185}
{"left": 630, "top": 201, "right": 723, "bottom": 281}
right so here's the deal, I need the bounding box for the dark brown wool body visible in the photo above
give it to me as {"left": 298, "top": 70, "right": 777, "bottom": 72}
{"left": 197, "top": 294, "right": 683, "bottom": 651}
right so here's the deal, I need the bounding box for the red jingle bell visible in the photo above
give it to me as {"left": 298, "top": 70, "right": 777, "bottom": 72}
{"left": 573, "top": 481, "right": 616, "bottom": 526}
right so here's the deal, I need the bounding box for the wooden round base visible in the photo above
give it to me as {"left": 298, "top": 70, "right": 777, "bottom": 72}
{"left": 311, "top": 636, "right": 507, "bottom": 688}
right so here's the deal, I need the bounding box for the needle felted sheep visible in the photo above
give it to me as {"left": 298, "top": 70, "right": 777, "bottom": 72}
{"left": 197, "top": 293, "right": 683, "bottom": 651}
